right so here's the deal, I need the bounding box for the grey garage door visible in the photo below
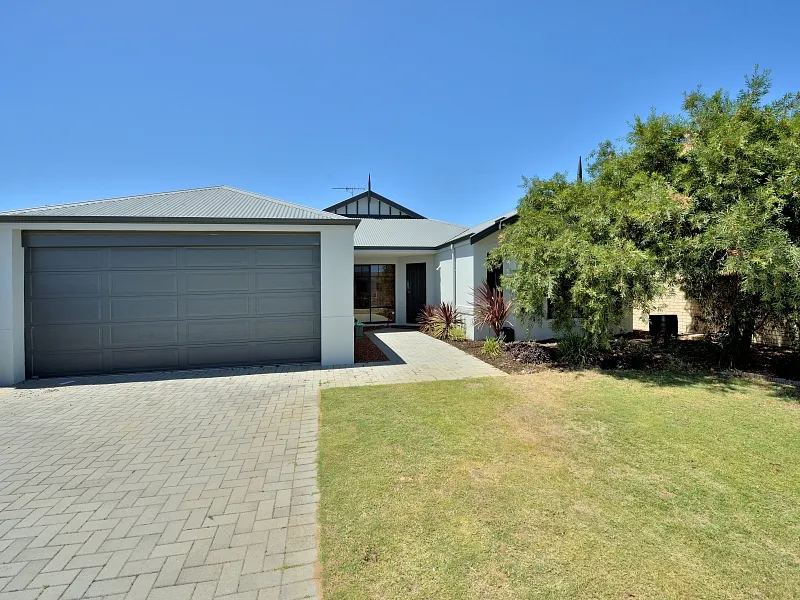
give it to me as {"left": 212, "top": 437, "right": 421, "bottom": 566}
{"left": 24, "top": 232, "right": 321, "bottom": 378}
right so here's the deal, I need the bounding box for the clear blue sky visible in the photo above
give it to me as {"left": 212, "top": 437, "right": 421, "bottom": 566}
{"left": 2, "top": 1, "right": 798, "bottom": 225}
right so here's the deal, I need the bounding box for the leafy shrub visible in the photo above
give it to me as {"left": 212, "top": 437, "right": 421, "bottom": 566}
{"left": 448, "top": 326, "right": 467, "bottom": 341}
{"left": 557, "top": 331, "right": 600, "bottom": 367}
{"left": 471, "top": 280, "right": 513, "bottom": 337}
{"left": 417, "top": 304, "right": 437, "bottom": 334}
{"left": 428, "top": 303, "right": 465, "bottom": 340}
{"left": 482, "top": 336, "right": 503, "bottom": 357}
{"left": 504, "top": 341, "right": 553, "bottom": 364}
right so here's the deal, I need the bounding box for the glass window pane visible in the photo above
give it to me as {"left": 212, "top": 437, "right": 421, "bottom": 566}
{"left": 354, "top": 265, "right": 370, "bottom": 310}
{"left": 373, "top": 265, "right": 395, "bottom": 308}
{"left": 353, "top": 264, "right": 396, "bottom": 324}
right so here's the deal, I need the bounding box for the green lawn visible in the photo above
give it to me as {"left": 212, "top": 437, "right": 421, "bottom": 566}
{"left": 318, "top": 372, "right": 800, "bottom": 599}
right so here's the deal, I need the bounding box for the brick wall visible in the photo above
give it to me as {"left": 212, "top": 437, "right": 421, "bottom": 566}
{"left": 634, "top": 286, "right": 795, "bottom": 347}
{"left": 633, "top": 287, "right": 708, "bottom": 334}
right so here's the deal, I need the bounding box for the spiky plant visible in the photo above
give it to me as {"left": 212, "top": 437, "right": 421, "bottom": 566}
{"left": 417, "top": 304, "right": 437, "bottom": 333}
{"left": 430, "top": 302, "right": 464, "bottom": 340}
{"left": 471, "top": 280, "right": 513, "bottom": 337}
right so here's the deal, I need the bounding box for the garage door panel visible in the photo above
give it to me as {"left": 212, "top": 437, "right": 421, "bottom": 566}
{"left": 186, "top": 319, "right": 251, "bottom": 344}
{"left": 185, "top": 271, "right": 250, "bottom": 293}
{"left": 29, "top": 324, "right": 103, "bottom": 352}
{"left": 29, "top": 298, "right": 103, "bottom": 325}
{"left": 110, "top": 272, "right": 178, "bottom": 295}
{"left": 255, "top": 247, "right": 319, "bottom": 266}
{"left": 27, "top": 272, "right": 103, "bottom": 298}
{"left": 184, "top": 247, "right": 249, "bottom": 267}
{"left": 25, "top": 234, "right": 321, "bottom": 378}
{"left": 110, "top": 348, "right": 180, "bottom": 372}
{"left": 111, "top": 248, "right": 177, "bottom": 269}
{"left": 256, "top": 271, "right": 318, "bottom": 291}
{"left": 253, "top": 340, "right": 320, "bottom": 363}
{"left": 256, "top": 293, "right": 319, "bottom": 316}
{"left": 30, "top": 248, "right": 102, "bottom": 271}
{"left": 110, "top": 322, "right": 179, "bottom": 346}
{"left": 30, "top": 352, "right": 104, "bottom": 376}
{"left": 185, "top": 296, "right": 250, "bottom": 318}
{"left": 187, "top": 344, "right": 251, "bottom": 368}
{"left": 255, "top": 318, "right": 318, "bottom": 341}
{"left": 111, "top": 297, "right": 179, "bottom": 321}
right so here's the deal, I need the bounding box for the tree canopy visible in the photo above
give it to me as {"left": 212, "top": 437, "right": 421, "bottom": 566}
{"left": 493, "top": 69, "right": 800, "bottom": 364}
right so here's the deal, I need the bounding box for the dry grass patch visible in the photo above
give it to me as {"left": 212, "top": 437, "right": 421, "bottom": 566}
{"left": 319, "top": 371, "right": 800, "bottom": 599}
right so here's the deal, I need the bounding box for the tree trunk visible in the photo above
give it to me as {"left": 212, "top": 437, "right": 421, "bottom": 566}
{"left": 727, "top": 318, "right": 755, "bottom": 367}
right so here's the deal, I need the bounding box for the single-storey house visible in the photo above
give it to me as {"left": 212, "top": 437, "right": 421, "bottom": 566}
{"left": 0, "top": 185, "right": 562, "bottom": 385}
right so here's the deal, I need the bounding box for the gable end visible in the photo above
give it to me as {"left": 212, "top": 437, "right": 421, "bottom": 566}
{"left": 324, "top": 191, "right": 424, "bottom": 219}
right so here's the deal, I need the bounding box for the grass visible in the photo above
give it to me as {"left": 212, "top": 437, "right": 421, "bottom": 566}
{"left": 318, "top": 371, "right": 800, "bottom": 599}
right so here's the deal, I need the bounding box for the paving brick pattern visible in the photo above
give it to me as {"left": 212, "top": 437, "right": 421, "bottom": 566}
{"left": 0, "top": 331, "right": 502, "bottom": 599}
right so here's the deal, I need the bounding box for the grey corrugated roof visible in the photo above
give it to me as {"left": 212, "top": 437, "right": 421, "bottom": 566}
{"left": 354, "top": 218, "right": 467, "bottom": 248}
{"left": 0, "top": 186, "right": 352, "bottom": 223}
{"left": 444, "top": 208, "right": 518, "bottom": 244}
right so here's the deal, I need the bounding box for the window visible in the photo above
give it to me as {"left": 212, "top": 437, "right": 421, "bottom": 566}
{"left": 487, "top": 257, "right": 503, "bottom": 291}
{"left": 354, "top": 264, "right": 395, "bottom": 323}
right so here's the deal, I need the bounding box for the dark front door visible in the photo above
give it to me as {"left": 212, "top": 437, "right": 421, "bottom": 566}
{"left": 406, "top": 262, "right": 427, "bottom": 324}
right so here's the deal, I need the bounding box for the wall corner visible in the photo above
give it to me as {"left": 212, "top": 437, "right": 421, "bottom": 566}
{"left": 319, "top": 228, "right": 355, "bottom": 366}
{"left": 0, "top": 229, "right": 25, "bottom": 386}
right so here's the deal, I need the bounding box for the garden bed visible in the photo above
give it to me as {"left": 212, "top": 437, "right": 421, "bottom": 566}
{"left": 445, "top": 339, "right": 556, "bottom": 374}
{"left": 354, "top": 334, "right": 389, "bottom": 363}
{"left": 445, "top": 331, "right": 800, "bottom": 379}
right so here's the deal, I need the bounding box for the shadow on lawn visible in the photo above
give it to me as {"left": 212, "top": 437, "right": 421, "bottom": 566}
{"left": 603, "top": 368, "right": 800, "bottom": 403}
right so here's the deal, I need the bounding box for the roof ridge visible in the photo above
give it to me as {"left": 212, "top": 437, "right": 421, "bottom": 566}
{"left": 0, "top": 185, "right": 226, "bottom": 215}
{"left": 221, "top": 186, "right": 347, "bottom": 219}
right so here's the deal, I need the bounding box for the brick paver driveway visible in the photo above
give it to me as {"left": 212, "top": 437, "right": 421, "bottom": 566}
{"left": 0, "top": 332, "right": 501, "bottom": 600}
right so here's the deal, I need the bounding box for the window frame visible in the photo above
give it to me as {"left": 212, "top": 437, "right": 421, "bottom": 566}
{"left": 354, "top": 264, "right": 396, "bottom": 324}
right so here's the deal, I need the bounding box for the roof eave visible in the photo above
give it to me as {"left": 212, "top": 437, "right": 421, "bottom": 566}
{"left": 354, "top": 245, "right": 439, "bottom": 251}
{"left": 0, "top": 216, "right": 361, "bottom": 226}
{"left": 436, "top": 213, "right": 519, "bottom": 249}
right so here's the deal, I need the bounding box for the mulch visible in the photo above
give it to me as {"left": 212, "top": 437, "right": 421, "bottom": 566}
{"left": 354, "top": 334, "right": 390, "bottom": 363}
{"left": 445, "top": 339, "right": 554, "bottom": 374}
{"left": 447, "top": 331, "right": 800, "bottom": 378}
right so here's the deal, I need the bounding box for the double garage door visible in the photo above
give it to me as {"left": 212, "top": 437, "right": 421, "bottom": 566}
{"left": 24, "top": 232, "right": 321, "bottom": 378}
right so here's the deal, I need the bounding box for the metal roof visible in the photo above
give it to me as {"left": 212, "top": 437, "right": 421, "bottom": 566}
{"left": 444, "top": 208, "right": 518, "bottom": 245}
{"left": 0, "top": 186, "right": 353, "bottom": 224}
{"left": 354, "top": 218, "right": 467, "bottom": 249}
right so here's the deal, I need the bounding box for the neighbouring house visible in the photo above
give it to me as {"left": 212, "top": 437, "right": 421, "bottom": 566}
{"left": 0, "top": 185, "right": 561, "bottom": 385}
{"left": 634, "top": 285, "right": 796, "bottom": 346}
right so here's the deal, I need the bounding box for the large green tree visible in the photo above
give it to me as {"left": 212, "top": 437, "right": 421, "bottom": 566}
{"left": 494, "top": 70, "right": 800, "bottom": 364}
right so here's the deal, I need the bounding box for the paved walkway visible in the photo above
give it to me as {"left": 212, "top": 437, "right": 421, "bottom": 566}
{"left": 0, "top": 332, "right": 502, "bottom": 600}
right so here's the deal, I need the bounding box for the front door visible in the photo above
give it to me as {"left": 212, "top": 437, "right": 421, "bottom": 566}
{"left": 406, "top": 263, "right": 427, "bottom": 324}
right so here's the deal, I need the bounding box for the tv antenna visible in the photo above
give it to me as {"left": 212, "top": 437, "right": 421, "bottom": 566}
{"left": 332, "top": 186, "right": 365, "bottom": 198}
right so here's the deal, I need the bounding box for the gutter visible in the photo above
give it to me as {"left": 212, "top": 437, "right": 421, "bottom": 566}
{"left": 0, "top": 216, "right": 362, "bottom": 226}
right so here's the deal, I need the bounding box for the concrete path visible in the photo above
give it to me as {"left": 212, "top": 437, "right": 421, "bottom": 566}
{"left": 0, "top": 332, "right": 501, "bottom": 600}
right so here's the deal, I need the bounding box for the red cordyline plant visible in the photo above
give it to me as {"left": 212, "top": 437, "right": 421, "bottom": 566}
{"left": 417, "top": 302, "right": 464, "bottom": 339}
{"left": 471, "top": 280, "right": 513, "bottom": 338}
{"left": 417, "top": 304, "right": 437, "bottom": 334}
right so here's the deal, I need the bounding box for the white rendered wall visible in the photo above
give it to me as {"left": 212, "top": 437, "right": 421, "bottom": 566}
{"left": 434, "top": 242, "right": 475, "bottom": 336}
{"left": 319, "top": 228, "right": 355, "bottom": 365}
{"left": 0, "top": 229, "right": 25, "bottom": 385}
{"left": 471, "top": 231, "right": 558, "bottom": 341}
{"left": 435, "top": 248, "right": 453, "bottom": 304}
